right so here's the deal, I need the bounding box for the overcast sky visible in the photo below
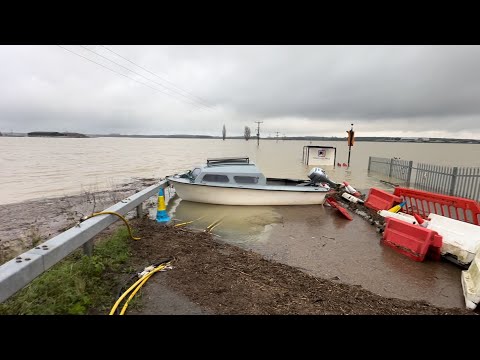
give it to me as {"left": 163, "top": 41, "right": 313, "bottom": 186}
{"left": 1, "top": 45, "right": 480, "bottom": 138}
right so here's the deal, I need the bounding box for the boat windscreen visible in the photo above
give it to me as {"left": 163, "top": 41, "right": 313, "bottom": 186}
{"left": 207, "top": 157, "right": 249, "bottom": 166}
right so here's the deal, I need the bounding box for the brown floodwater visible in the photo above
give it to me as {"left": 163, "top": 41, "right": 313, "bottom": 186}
{"left": 167, "top": 197, "right": 465, "bottom": 309}
{"left": 1, "top": 137, "right": 479, "bottom": 205}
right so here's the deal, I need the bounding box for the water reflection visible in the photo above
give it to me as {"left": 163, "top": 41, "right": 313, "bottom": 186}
{"left": 378, "top": 241, "right": 460, "bottom": 288}
{"left": 167, "top": 196, "right": 283, "bottom": 246}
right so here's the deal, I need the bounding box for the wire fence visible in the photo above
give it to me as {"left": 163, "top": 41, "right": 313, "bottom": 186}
{"left": 368, "top": 156, "right": 480, "bottom": 201}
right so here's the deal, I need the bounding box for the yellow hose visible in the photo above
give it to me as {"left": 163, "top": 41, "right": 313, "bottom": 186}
{"left": 109, "top": 262, "right": 170, "bottom": 315}
{"left": 83, "top": 211, "right": 140, "bottom": 240}
{"left": 205, "top": 217, "right": 224, "bottom": 232}
{"left": 173, "top": 215, "right": 206, "bottom": 227}
{"left": 119, "top": 263, "right": 169, "bottom": 315}
{"left": 208, "top": 219, "right": 224, "bottom": 232}
{"left": 109, "top": 273, "right": 148, "bottom": 315}
{"left": 119, "top": 274, "right": 153, "bottom": 315}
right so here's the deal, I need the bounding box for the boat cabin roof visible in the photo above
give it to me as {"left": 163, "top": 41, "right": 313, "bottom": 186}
{"left": 197, "top": 164, "right": 261, "bottom": 175}
{"left": 196, "top": 157, "right": 262, "bottom": 175}
{"left": 206, "top": 157, "right": 250, "bottom": 166}
{"left": 187, "top": 157, "right": 265, "bottom": 185}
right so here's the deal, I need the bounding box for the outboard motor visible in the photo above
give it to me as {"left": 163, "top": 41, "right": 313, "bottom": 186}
{"left": 307, "top": 167, "right": 340, "bottom": 189}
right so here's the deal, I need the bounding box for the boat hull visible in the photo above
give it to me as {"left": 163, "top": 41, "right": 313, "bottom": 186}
{"left": 169, "top": 180, "right": 329, "bottom": 205}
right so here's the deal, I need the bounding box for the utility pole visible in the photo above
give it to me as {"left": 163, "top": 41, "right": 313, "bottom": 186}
{"left": 255, "top": 121, "right": 263, "bottom": 146}
{"left": 347, "top": 123, "right": 355, "bottom": 167}
{"left": 275, "top": 131, "right": 280, "bottom": 142}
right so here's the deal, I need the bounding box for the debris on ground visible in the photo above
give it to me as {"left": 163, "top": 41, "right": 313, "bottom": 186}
{"left": 126, "top": 218, "right": 473, "bottom": 315}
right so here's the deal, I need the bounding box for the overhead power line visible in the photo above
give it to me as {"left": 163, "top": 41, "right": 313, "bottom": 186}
{"left": 56, "top": 45, "right": 206, "bottom": 110}
{"left": 99, "top": 45, "right": 214, "bottom": 109}
{"left": 80, "top": 45, "right": 212, "bottom": 111}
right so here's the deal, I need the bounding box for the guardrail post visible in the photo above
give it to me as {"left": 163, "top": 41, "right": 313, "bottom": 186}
{"left": 83, "top": 239, "right": 94, "bottom": 257}
{"left": 449, "top": 167, "right": 458, "bottom": 196}
{"left": 388, "top": 158, "right": 394, "bottom": 177}
{"left": 136, "top": 203, "right": 145, "bottom": 218}
{"left": 367, "top": 156, "right": 372, "bottom": 172}
{"left": 406, "top": 161, "right": 413, "bottom": 187}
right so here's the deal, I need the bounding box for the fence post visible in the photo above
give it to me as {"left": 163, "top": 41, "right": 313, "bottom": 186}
{"left": 367, "top": 157, "right": 372, "bottom": 172}
{"left": 136, "top": 203, "right": 145, "bottom": 218}
{"left": 449, "top": 167, "right": 458, "bottom": 196}
{"left": 83, "top": 239, "right": 94, "bottom": 257}
{"left": 406, "top": 161, "right": 413, "bottom": 187}
{"left": 388, "top": 158, "right": 394, "bottom": 177}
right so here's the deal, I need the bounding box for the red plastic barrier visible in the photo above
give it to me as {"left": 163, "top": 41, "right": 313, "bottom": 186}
{"left": 364, "top": 188, "right": 403, "bottom": 211}
{"left": 393, "top": 187, "right": 480, "bottom": 225}
{"left": 326, "top": 198, "right": 353, "bottom": 220}
{"left": 382, "top": 218, "right": 443, "bottom": 262}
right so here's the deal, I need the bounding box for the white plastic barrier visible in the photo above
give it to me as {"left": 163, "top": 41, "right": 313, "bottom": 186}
{"left": 377, "top": 210, "right": 417, "bottom": 224}
{"left": 427, "top": 213, "right": 480, "bottom": 265}
{"left": 461, "top": 250, "right": 480, "bottom": 310}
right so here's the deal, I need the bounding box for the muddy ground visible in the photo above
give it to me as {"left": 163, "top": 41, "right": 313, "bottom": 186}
{"left": 125, "top": 218, "right": 472, "bottom": 315}
{"left": 0, "top": 178, "right": 158, "bottom": 264}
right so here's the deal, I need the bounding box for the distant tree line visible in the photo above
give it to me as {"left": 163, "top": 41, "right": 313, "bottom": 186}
{"left": 27, "top": 132, "right": 88, "bottom": 138}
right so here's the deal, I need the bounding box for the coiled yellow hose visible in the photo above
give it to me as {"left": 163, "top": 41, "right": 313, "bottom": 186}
{"left": 82, "top": 211, "right": 141, "bottom": 240}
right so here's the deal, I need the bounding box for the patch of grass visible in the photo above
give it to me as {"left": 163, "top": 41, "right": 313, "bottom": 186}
{"left": 0, "top": 228, "right": 131, "bottom": 315}
{"left": 26, "top": 224, "right": 43, "bottom": 247}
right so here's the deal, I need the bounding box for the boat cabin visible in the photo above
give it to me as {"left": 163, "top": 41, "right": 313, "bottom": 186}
{"left": 186, "top": 157, "right": 267, "bottom": 186}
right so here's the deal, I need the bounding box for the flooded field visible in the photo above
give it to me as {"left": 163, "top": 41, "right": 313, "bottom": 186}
{"left": 1, "top": 137, "right": 479, "bottom": 205}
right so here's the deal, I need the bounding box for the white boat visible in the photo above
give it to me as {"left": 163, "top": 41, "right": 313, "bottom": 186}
{"left": 167, "top": 157, "right": 338, "bottom": 206}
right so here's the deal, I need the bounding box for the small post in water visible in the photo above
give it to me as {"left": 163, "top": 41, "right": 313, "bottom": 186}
{"left": 156, "top": 188, "right": 170, "bottom": 223}
{"left": 346, "top": 123, "right": 354, "bottom": 167}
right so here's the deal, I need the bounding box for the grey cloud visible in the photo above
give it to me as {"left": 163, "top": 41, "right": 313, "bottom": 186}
{"left": 207, "top": 46, "right": 480, "bottom": 120}
{"left": 0, "top": 45, "right": 479, "bottom": 138}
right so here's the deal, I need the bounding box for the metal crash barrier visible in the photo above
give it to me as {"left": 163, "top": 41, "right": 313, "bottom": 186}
{"left": 0, "top": 181, "right": 168, "bottom": 303}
